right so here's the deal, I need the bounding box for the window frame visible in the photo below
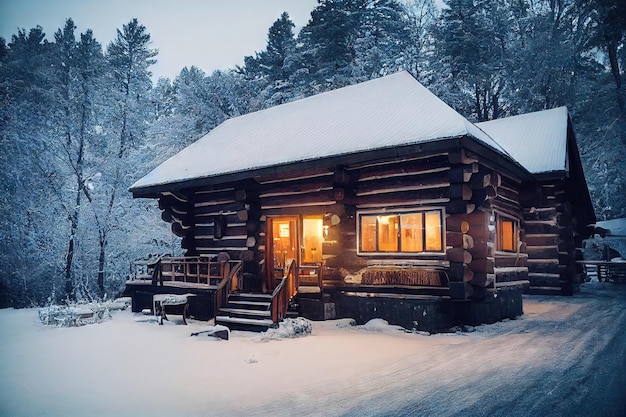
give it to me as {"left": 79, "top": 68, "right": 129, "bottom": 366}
{"left": 357, "top": 208, "right": 445, "bottom": 256}
{"left": 496, "top": 213, "right": 519, "bottom": 253}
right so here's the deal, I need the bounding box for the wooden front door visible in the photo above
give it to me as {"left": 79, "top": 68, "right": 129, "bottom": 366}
{"left": 267, "top": 216, "right": 324, "bottom": 291}
{"left": 268, "top": 217, "right": 299, "bottom": 290}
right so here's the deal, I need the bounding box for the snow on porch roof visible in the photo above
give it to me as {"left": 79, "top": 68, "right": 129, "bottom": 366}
{"left": 476, "top": 107, "right": 569, "bottom": 174}
{"left": 130, "top": 71, "right": 508, "bottom": 194}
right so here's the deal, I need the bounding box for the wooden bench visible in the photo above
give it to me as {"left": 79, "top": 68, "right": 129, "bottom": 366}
{"left": 153, "top": 294, "right": 194, "bottom": 325}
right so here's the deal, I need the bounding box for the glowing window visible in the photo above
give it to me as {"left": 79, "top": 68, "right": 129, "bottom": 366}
{"left": 358, "top": 209, "right": 444, "bottom": 254}
{"left": 497, "top": 216, "right": 518, "bottom": 252}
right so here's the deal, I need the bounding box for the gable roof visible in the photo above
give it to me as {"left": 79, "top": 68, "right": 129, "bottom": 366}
{"left": 476, "top": 107, "right": 569, "bottom": 174}
{"left": 130, "top": 71, "right": 510, "bottom": 195}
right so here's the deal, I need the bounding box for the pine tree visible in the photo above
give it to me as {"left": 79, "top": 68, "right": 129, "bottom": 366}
{"left": 98, "top": 18, "right": 157, "bottom": 297}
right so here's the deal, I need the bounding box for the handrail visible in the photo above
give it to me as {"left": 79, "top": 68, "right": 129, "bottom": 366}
{"left": 155, "top": 256, "right": 229, "bottom": 286}
{"left": 214, "top": 261, "right": 243, "bottom": 316}
{"left": 271, "top": 260, "right": 297, "bottom": 323}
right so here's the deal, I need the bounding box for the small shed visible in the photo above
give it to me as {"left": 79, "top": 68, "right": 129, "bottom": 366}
{"left": 129, "top": 71, "right": 595, "bottom": 331}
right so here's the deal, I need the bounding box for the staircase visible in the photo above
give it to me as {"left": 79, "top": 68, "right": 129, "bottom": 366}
{"left": 215, "top": 293, "right": 275, "bottom": 332}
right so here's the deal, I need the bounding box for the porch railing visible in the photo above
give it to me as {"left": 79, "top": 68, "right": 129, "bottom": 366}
{"left": 154, "top": 256, "right": 232, "bottom": 286}
{"left": 214, "top": 261, "right": 244, "bottom": 316}
{"left": 271, "top": 260, "right": 297, "bottom": 323}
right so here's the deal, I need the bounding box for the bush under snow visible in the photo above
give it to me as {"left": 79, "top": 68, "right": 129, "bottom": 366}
{"left": 38, "top": 298, "right": 131, "bottom": 327}
{"left": 256, "top": 317, "right": 313, "bottom": 341}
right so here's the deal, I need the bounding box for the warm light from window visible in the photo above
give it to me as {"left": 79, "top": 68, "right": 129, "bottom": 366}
{"left": 425, "top": 211, "right": 442, "bottom": 251}
{"left": 498, "top": 217, "right": 517, "bottom": 252}
{"left": 359, "top": 209, "right": 443, "bottom": 253}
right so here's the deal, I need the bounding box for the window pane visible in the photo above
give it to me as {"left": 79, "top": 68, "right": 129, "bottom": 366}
{"left": 400, "top": 213, "right": 423, "bottom": 252}
{"left": 361, "top": 215, "right": 377, "bottom": 252}
{"left": 377, "top": 215, "right": 399, "bottom": 252}
{"left": 500, "top": 219, "right": 515, "bottom": 251}
{"left": 424, "top": 211, "right": 442, "bottom": 251}
{"left": 302, "top": 217, "right": 323, "bottom": 263}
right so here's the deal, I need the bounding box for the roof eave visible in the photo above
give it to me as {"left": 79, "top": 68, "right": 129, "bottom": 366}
{"left": 130, "top": 136, "right": 466, "bottom": 198}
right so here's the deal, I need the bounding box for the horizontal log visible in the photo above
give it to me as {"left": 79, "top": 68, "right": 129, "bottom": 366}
{"left": 494, "top": 267, "right": 528, "bottom": 283}
{"left": 349, "top": 152, "right": 449, "bottom": 173}
{"left": 161, "top": 191, "right": 189, "bottom": 203}
{"left": 525, "top": 234, "right": 559, "bottom": 246}
{"left": 351, "top": 188, "right": 449, "bottom": 208}
{"left": 469, "top": 241, "right": 496, "bottom": 259}
{"left": 262, "top": 205, "right": 339, "bottom": 217}
{"left": 523, "top": 206, "right": 557, "bottom": 219}
{"left": 446, "top": 232, "right": 474, "bottom": 250}
{"left": 449, "top": 149, "right": 479, "bottom": 165}
{"left": 255, "top": 168, "right": 332, "bottom": 184}
{"left": 469, "top": 273, "right": 495, "bottom": 288}
{"left": 258, "top": 177, "right": 333, "bottom": 197}
{"left": 446, "top": 201, "right": 476, "bottom": 215}
{"left": 526, "top": 261, "right": 564, "bottom": 275}
{"left": 194, "top": 201, "right": 245, "bottom": 215}
{"left": 490, "top": 172, "right": 502, "bottom": 187}
{"left": 469, "top": 257, "right": 495, "bottom": 274}
{"left": 261, "top": 189, "right": 336, "bottom": 209}
{"left": 526, "top": 246, "right": 559, "bottom": 259}
{"left": 469, "top": 172, "right": 491, "bottom": 190}
{"left": 194, "top": 238, "right": 248, "bottom": 249}
{"left": 449, "top": 183, "right": 472, "bottom": 200}
{"left": 491, "top": 199, "right": 522, "bottom": 219}
{"left": 466, "top": 211, "right": 490, "bottom": 227}
{"left": 523, "top": 221, "right": 559, "bottom": 235}
{"left": 470, "top": 188, "right": 488, "bottom": 205}
{"left": 356, "top": 169, "right": 450, "bottom": 196}
{"left": 495, "top": 186, "right": 518, "bottom": 205}
{"left": 172, "top": 222, "right": 190, "bottom": 238}
{"left": 357, "top": 156, "right": 450, "bottom": 181}
{"left": 495, "top": 253, "right": 528, "bottom": 268}
{"left": 159, "top": 196, "right": 189, "bottom": 212}
{"left": 446, "top": 216, "right": 470, "bottom": 233}
{"left": 447, "top": 248, "right": 472, "bottom": 264}
{"left": 245, "top": 222, "right": 258, "bottom": 233}
{"left": 193, "top": 189, "right": 237, "bottom": 204}
{"left": 448, "top": 163, "right": 478, "bottom": 183}
{"left": 236, "top": 209, "right": 248, "bottom": 222}
{"left": 448, "top": 262, "right": 474, "bottom": 282}
{"left": 195, "top": 225, "right": 248, "bottom": 237}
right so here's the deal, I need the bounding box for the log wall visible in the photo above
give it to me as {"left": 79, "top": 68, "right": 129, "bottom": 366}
{"left": 154, "top": 145, "right": 532, "bottom": 299}
{"left": 521, "top": 181, "right": 582, "bottom": 295}
{"left": 445, "top": 149, "right": 528, "bottom": 299}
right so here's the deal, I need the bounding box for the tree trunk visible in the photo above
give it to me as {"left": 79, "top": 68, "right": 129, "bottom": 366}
{"left": 607, "top": 40, "right": 625, "bottom": 116}
{"left": 97, "top": 232, "right": 106, "bottom": 299}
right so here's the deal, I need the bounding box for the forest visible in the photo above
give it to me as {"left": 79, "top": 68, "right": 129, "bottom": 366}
{"left": 1, "top": 0, "right": 624, "bottom": 308}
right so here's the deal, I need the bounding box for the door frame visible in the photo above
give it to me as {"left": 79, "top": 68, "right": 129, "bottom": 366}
{"left": 266, "top": 216, "right": 300, "bottom": 292}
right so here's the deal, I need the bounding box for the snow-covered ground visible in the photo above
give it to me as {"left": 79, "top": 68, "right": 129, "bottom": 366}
{"left": 1, "top": 282, "right": 625, "bottom": 417}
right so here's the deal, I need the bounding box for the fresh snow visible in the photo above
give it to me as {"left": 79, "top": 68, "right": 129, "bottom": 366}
{"left": 476, "top": 107, "right": 569, "bottom": 174}
{"left": 130, "top": 71, "right": 507, "bottom": 193}
{"left": 1, "top": 282, "right": 626, "bottom": 417}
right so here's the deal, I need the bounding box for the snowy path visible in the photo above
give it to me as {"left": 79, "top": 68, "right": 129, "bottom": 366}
{"left": 1, "top": 282, "right": 625, "bottom": 417}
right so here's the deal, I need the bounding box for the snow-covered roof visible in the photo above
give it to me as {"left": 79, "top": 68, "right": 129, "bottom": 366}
{"left": 476, "top": 107, "right": 569, "bottom": 174}
{"left": 130, "top": 71, "right": 508, "bottom": 193}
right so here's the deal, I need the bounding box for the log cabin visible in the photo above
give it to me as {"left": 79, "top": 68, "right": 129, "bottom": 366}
{"left": 127, "top": 71, "right": 595, "bottom": 332}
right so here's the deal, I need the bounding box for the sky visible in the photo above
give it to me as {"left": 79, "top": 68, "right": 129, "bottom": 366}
{"left": 0, "top": 0, "right": 319, "bottom": 81}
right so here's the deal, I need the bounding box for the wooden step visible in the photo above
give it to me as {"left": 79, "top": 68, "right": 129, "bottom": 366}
{"left": 526, "top": 286, "right": 563, "bottom": 295}
{"left": 228, "top": 293, "right": 272, "bottom": 301}
{"left": 227, "top": 300, "right": 271, "bottom": 310}
{"left": 219, "top": 308, "right": 271, "bottom": 318}
{"left": 215, "top": 315, "right": 274, "bottom": 332}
